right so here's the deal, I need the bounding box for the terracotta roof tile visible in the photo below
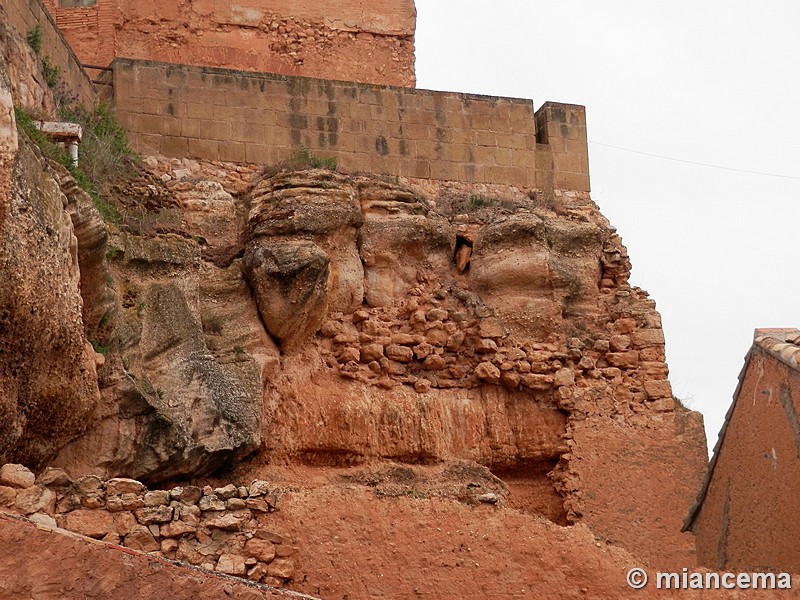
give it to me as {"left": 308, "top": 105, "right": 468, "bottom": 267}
{"left": 754, "top": 328, "right": 800, "bottom": 370}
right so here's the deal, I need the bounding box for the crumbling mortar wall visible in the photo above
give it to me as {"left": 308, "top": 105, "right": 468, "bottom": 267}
{"left": 42, "top": 0, "right": 416, "bottom": 87}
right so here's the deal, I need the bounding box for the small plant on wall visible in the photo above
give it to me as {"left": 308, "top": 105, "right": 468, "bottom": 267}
{"left": 26, "top": 25, "right": 43, "bottom": 55}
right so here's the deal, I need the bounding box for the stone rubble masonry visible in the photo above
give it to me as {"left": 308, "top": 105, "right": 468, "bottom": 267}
{"left": 321, "top": 271, "right": 675, "bottom": 416}
{"left": 0, "top": 463, "right": 297, "bottom": 588}
{"left": 0, "top": 513, "right": 312, "bottom": 599}
{"left": 111, "top": 58, "right": 590, "bottom": 191}
{"left": 4, "top": 0, "right": 95, "bottom": 107}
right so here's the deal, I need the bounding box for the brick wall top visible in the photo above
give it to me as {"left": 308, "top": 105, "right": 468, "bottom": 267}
{"left": 112, "top": 58, "right": 590, "bottom": 191}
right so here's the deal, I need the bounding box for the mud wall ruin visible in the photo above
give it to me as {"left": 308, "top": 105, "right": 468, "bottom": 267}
{"left": 110, "top": 58, "right": 590, "bottom": 191}
{"left": 687, "top": 329, "right": 800, "bottom": 573}
{"left": 41, "top": 0, "right": 416, "bottom": 87}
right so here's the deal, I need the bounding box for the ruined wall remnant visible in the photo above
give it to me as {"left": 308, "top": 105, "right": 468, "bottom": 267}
{"left": 110, "top": 58, "right": 591, "bottom": 191}
{"left": 0, "top": 462, "right": 298, "bottom": 587}
{"left": 41, "top": 0, "right": 416, "bottom": 87}
{"left": 686, "top": 328, "right": 800, "bottom": 573}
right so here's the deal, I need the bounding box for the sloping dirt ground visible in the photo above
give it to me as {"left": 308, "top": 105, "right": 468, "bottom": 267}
{"left": 206, "top": 464, "right": 800, "bottom": 599}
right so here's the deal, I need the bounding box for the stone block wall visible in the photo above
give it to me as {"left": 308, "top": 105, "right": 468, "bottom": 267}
{"left": 4, "top": 0, "right": 95, "bottom": 107}
{"left": 112, "top": 58, "right": 590, "bottom": 191}
{"left": 0, "top": 463, "right": 297, "bottom": 586}
{"left": 535, "top": 102, "right": 590, "bottom": 192}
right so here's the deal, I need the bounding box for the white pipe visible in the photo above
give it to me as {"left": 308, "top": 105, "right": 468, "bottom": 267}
{"left": 68, "top": 141, "right": 79, "bottom": 167}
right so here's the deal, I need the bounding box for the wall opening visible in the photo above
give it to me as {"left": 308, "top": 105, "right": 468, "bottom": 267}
{"left": 492, "top": 458, "right": 569, "bottom": 525}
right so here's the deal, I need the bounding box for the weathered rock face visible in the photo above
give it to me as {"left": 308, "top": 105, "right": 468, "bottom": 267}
{"left": 53, "top": 164, "right": 116, "bottom": 338}
{"left": 244, "top": 240, "right": 330, "bottom": 353}
{"left": 54, "top": 231, "right": 264, "bottom": 483}
{"left": 0, "top": 55, "right": 101, "bottom": 469}
{"left": 235, "top": 169, "right": 707, "bottom": 567}
{"left": 2, "top": 140, "right": 707, "bottom": 572}
{"left": 0, "top": 8, "right": 57, "bottom": 118}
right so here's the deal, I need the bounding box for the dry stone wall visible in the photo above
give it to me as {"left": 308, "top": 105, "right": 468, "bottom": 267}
{"left": 318, "top": 236, "right": 674, "bottom": 412}
{"left": 0, "top": 463, "right": 297, "bottom": 586}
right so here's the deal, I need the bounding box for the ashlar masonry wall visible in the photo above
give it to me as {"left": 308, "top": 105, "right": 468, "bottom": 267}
{"left": 112, "top": 58, "right": 590, "bottom": 191}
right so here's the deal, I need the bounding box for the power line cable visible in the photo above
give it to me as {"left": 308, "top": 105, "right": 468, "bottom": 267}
{"left": 589, "top": 140, "right": 800, "bottom": 180}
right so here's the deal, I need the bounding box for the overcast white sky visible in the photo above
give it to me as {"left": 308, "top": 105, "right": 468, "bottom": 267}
{"left": 415, "top": 0, "right": 800, "bottom": 455}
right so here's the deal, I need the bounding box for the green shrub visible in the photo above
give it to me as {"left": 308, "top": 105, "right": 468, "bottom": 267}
{"left": 15, "top": 105, "right": 133, "bottom": 223}
{"left": 90, "top": 339, "right": 109, "bottom": 356}
{"left": 60, "top": 102, "right": 138, "bottom": 184}
{"left": 40, "top": 56, "right": 60, "bottom": 89}
{"left": 264, "top": 146, "right": 338, "bottom": 176}
{"left": 295, "top": 147, "right": 337, "bottom": 171}
{"left": 26, "top": 25, "right": 43, "bottom": 55}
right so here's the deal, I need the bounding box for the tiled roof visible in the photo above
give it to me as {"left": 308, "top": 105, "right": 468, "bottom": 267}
{"left": 683, "top": 328, "right": 800, "bottom": 531}
{"left": 753, "top": 328, "right": 800, "bottom": 370}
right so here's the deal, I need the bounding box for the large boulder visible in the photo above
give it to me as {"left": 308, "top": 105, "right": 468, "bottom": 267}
{"left": 54, "top": 234, "right": 262, "bottom": 483}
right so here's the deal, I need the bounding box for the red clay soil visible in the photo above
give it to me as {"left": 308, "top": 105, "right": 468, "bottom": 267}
{"left": 262, "top": 483, "right": 800, "bottom": 599}
{"left": 186, "top": 463, "right": 800, "bottom": 599}
{"left": 0, "top": 513, "right": 314, "bottom": 600}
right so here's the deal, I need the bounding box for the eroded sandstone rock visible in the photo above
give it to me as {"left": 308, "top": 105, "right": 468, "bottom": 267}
{"left": 0, "top": 98, "right": 100, "bottom": 468}
{"left": 244, "top": 239, "right": 330, "bottom": 352}
{"left": 53, "top": 232, "right": 263, "bottom": 483}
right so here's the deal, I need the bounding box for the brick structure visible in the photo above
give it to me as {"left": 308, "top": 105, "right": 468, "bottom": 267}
{"left": 41, "top": 0, "right": 416, "bottom": 87}
{"left": 685, "top": 328, "right": 800, "bottom": 572}
{"left": 111, "top": 58, "right": 590, "bottom": 191}
{"left": 40, "top": 0, "right": 115, "bottom": 70}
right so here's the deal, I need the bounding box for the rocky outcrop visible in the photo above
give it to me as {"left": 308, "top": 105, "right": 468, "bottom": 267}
{"left": 0, "top": 68, "right": 101, "bottom": 468}
{"left": 244, "top": 240, "right": 330, "bottom": 353}
{"left": 0, "top": 7, "right": 57, "bottom": 118}
{"left": 1, "top": 139, "right": 708, "bottom": 573}
{"left": 237, "top": 170, "right": 706, "bottom": 567}
{"left": 53, "top": 163, "right": 116, "bottom": 337}
{"left": 54, "top": 232, "right": 263, "bottom": 483}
